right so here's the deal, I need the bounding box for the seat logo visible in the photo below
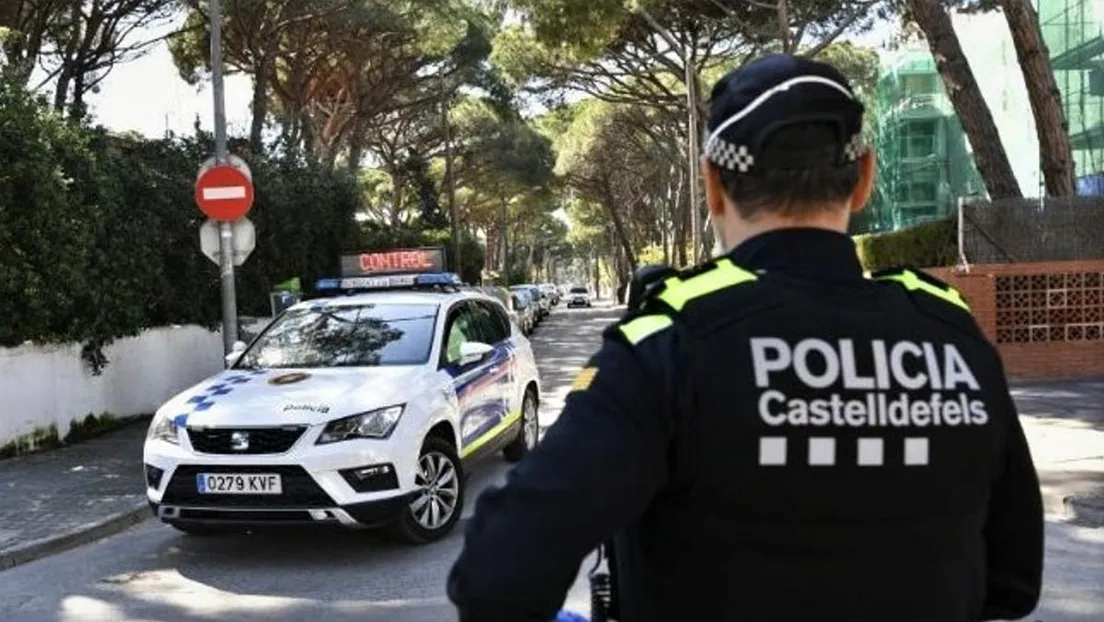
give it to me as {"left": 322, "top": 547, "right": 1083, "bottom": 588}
{"left": 230, "top": 431, "right": 250, "bottom": 451}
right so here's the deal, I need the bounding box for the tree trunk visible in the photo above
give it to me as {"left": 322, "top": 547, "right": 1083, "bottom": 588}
{"left": 249, "top": 54, "right": 270, "bottom": 155}
{"left": 300, "top": 110, "right": 315, "bottom": 156}
{"left": 601, "top": 189, "right": 638, "bottom": 272}
{"left": 591, "top": 251, "right": 601, "bottom": 299}
{"left": 54, "top": 68, "right": 71, "bottom": 112}
{"left": 1000, "top": 0, "right": 1077, "bottom": 196}
{"left": 499, "top": 200, "right": 509, "bottom": 284}
{"left": 672, "top": 166, "right": 687, "bottom": 266}
{"left": 69, "top": 70, "right": 86, "bottom": 121}
{"left": 347, "top": 120, "right": 366, "bottom": 174}
{"left": 907, "top": 0, "right": 1023, "bottom": 199}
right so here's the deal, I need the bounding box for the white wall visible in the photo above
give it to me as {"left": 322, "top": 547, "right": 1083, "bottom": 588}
{"left": 0, "top": 325, "right": 223, "bottom": 446}
{"left": 953, "top": 10, "right": 1043, "bottom": 197}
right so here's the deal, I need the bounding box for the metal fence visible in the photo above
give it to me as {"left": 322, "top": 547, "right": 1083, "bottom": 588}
{"left": 957, "top": 197, "right": 1104, "bottom": 265}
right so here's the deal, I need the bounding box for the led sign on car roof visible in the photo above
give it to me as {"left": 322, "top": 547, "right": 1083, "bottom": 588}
{"left": 339, "top": 247, "right": 445, "bottom": 277}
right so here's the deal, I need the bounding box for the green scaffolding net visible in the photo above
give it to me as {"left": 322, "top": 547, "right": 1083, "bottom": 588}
{"left": 861, "top": 49, "right": 984, "bottom": 234}
{"left": 1041, "top": 0, "right": 1104, "bottom": 186}
{"left": 858, "top": 0, "right": 1104, "bottom": 235}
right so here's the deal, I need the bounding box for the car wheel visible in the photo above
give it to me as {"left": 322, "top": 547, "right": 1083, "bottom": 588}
{"left": 388, "top": 436, "right": 464, "bottom": 544}
{"left": 504, "top": 390, "right": 539, "bottom": 463}
{"left": 169, "top": 522, "right": 235, "bottom": 537}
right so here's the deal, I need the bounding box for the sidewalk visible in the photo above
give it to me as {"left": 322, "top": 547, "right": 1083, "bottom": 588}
{"left": 0, "top": 421, "right": 148, "bottom": 570}
{"left": 1014, "top": 379, "right": 1104, "bottom": 527}
{"left": 0, "top": 379, "right": 1101, "bottom": 573}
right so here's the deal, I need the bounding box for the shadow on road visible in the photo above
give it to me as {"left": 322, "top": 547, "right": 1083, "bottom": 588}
{"left": 1011, "top": 378, "right": 1104, "bottom": 432}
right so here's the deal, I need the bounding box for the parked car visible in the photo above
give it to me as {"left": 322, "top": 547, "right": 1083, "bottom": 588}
{"left": 510, "top": 288, "right": 538, "bottom": 334}
{"left": 143, "top": 269, "right": 542, "bottom": 544}
{"left": 475, "top": 286, "right": 524, "bottom": 332}
{"left": 566, "top": 286, "right": 592, "bottom": 308}
{"left": 511, "top": 285, "right": 549, "bottom": 321}
{"left": 538, "top": 283, "right": 560, "bottom": 306}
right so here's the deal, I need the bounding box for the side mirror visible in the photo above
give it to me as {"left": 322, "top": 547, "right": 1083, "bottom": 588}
{"left": 224, "top": 340, "right": 247, "bottom": 368}
{"left": 458, "top": 341, "right": 494, "bottom": 367}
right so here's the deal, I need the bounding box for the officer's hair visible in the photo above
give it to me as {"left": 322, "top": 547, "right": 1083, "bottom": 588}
{"left": 716, "top": 123, "right": 861, "bottom": 220}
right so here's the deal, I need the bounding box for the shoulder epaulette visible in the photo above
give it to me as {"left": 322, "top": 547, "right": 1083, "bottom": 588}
{"left": 871, "top": 266, "right": 969, "bottom": 311}
{"left": 617, "top": 257, "right": 759, "bottom": 345}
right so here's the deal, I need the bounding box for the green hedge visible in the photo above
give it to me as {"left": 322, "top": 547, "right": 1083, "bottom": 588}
{"left": 853, "top": 218, "right": 957, "bottom": 272}
{"left": 0, "top": 74, "right": 477, "bottom": 373}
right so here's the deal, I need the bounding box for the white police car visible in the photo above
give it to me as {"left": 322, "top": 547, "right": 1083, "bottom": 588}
{"left": 143, "top": 264, "right": 541, "bottom": 544}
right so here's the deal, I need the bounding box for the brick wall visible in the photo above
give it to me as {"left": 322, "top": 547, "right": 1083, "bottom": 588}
{"left": 927, "top": 260, "right": 1104, "bottom": 380}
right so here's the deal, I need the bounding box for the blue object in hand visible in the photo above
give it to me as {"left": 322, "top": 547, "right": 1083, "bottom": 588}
{"left": 554, "top": 612, "right": 589, "bottom": 622}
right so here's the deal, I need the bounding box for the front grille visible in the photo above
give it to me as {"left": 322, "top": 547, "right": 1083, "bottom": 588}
{"left": 161, "top": 464, "right": 336, "bottom": 507}
{"left": 187, "top": 426, "right": 306, "bottom": 454}
{"left": 177, "top": 508, "right": 321, "bottom": 523}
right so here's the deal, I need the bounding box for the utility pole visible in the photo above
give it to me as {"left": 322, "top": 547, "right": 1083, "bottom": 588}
{"left": 443, "top": 98, "right": 461, "bottom": 277}
{"left": 210, "top": 0, "right": 238, "bottom": 353}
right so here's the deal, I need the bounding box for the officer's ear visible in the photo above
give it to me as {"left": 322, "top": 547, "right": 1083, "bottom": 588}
{"left": 849, "top": 149, "right": 876, "bottom": 214}
{"left": 701, "top": 157, "right": 729, "bottom": 217}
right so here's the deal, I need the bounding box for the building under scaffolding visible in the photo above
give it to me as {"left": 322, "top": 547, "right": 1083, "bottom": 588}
{"left": 862, "top": 0, "right": 1104, "bottom": 233}
{"left": 863, "top": 49, "right": 984, "bottom": 233}
{"left": 1039, "top": 0, "right": 1104, "bottom": 193}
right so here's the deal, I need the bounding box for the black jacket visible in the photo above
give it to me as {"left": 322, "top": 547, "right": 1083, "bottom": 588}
{"left": 447, "top": 228, "right": 1044, "bottom": 622}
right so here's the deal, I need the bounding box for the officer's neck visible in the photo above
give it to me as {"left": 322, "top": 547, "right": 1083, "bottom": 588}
{"left": 718, "top": 205, "right": 849, "bottom": 251}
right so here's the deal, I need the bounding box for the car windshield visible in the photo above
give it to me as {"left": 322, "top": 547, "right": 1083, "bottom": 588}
{"left": 570, "top": 287, "right": 587, "bottom": 294}
{"left": 236, "top": 303, "right": 438, "bottom": 369}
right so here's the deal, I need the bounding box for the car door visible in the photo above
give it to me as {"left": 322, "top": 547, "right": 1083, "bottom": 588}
{"left": 469, "top": 299, "right": 515, "bottom": 428}
{"left": 440, "top": 302, "right": 503, "bottom": 457}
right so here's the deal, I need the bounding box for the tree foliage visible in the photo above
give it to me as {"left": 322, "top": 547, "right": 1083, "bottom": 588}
{"left": 5, "top": 0, "right": 1068, "bottom": 346}
{"left": 0, "top": 70, "right": 365, "bottom": 371}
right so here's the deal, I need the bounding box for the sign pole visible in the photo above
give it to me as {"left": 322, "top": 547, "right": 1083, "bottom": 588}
{"left": 210, "top": 0, "right": 239, "bottom": 353}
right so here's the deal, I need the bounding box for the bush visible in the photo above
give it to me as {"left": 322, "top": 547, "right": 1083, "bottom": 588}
{"left": 853, "top": 218, "right": 957, "bottom": 272}
{"left": 0, "top": 74, "right": 409, "bottom": 371}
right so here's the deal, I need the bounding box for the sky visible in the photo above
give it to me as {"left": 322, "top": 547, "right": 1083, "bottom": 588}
{"left": 76, "top": 18, "right": 253, "bottom": 138}
{"left": 73, "top": 16, "right": 898, "bottom": 139}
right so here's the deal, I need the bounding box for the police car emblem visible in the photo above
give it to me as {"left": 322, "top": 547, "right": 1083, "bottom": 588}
{"left": 269, "top": 372, "right": 310, "bottom": 385}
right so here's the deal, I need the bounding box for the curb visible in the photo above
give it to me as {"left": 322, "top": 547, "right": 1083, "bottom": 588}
{"left": 1065, "top": 495, "right": 1104, "bottom": 528}
{"left": 0, "top": 501, "right": 149, "bottom": 572}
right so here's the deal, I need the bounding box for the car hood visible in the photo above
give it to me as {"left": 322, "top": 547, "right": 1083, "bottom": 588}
{"left": 158, "top": 366, "right": 425, "bottom": 428}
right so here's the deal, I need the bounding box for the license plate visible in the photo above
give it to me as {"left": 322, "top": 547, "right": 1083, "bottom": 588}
{"left": 196, "top": 473, "right": 282, "bottom": 494}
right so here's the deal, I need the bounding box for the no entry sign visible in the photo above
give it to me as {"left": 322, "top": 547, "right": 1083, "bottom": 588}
{"left": 195, "top": 159, "right": 254, "bottom": 221}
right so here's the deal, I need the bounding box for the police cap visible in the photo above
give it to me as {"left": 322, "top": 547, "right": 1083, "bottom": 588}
{"left": 703, "top": 54, "right": 867, "bottom": 176}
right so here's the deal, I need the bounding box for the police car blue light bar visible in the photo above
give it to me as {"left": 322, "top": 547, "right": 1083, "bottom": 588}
{"left": 314, "top": 272, "right": 462, "bottom": 292}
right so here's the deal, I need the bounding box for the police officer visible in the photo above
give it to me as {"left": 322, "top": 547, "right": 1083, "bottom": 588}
{"left": 447, "top": 54, "right": 1043, "bottom": 622}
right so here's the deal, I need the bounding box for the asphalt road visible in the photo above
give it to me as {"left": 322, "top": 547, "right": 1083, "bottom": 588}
{"left": 0, "top": 302, "right": 1101, "bottom": 622}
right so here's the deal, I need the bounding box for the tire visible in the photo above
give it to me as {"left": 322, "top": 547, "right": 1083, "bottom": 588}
{"left": 169, "top": 522, "right": 235, "bottom": 537}
{"left": 503, "top": 390, "right": 539, "bottom": 463}
{"left": 388, "top": 436, "right": 465, "bottom": 544}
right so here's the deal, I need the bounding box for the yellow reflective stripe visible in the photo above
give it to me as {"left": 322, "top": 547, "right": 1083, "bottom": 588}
{"left": 657, "top": 259, "right": 758, "bottom": 311}
{"left": 876, "top": 270, "right": 969, "bottom": 311}
{"left": 619, "top": 314, "right": 673, "bottom": 345}
{"left": 570, "top": 367, "right": 598, "bottom": 392}
{"left": 459, "top": 409, "right": 521, "bottom": 459}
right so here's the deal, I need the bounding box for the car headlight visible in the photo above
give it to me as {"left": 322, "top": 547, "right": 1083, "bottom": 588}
{"left": 316, "top": 405, "right": 405, "bottom": 444}
{"left": 147, "top": 413, "right": 180, "bottom": 445}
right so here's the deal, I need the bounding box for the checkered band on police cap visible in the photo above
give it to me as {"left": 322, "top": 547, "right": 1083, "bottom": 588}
{"left": 703, "top": 54, "right": 868, "bottom": 175}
